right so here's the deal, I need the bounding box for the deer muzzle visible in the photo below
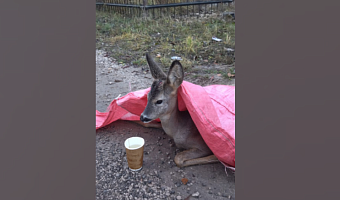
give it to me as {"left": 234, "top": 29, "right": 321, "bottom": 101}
{"left": 140, "top": 114, "right": 152, "bottom": 123}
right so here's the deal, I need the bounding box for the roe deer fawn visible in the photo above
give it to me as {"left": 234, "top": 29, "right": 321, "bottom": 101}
{"left": 139, "top": 53, "right": 219, "bottom": 168}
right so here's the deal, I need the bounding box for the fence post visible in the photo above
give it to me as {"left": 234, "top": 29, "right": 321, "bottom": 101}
{"left": 142, "top": 0, "right": 148, "bottom": 18}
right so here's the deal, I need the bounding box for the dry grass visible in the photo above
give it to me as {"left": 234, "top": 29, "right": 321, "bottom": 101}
{"left": 96, "top": 10, "right": 235, "bottom": 70}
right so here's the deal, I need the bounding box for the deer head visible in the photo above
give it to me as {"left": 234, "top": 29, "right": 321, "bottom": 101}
{"left": 140, "top": 53, "right": 184, "bottom": 123}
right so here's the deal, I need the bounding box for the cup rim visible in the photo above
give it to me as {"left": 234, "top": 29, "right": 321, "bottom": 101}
{"left": 124, "top": 137, "right": 145, "bottom": 150}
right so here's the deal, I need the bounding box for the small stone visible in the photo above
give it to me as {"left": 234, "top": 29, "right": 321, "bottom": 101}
{"left": 192, "top": 192, "right": 200, "bottom": 197}
{"left": 176, "top": 196, "right": 182, "bottom": 200}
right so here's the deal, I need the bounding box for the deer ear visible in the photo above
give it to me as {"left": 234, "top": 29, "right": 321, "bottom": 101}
{"left": 146, "top": 53, "right": 167, "bottom": 80}
{"left": 167, "top": 60, "right": 184, "bottom": 89}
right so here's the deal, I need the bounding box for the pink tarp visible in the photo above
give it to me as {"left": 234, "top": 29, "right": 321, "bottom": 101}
{"left": 96, "top": 81, "right": 235, "bottom": 169}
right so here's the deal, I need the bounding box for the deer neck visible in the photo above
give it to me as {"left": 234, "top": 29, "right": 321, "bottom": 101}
{"left": 159, "top": 96, "right": 181, "bottom": 138}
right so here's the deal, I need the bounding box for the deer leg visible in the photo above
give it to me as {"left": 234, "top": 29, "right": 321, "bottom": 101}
{"left": 180, "top": 155, "right": 219, "bottom": 167}
{"left": 130, "top": 120, "right": 163, "bottom": 129}
{"left": 174, "top": 148, "right": 220, "bottom": 168}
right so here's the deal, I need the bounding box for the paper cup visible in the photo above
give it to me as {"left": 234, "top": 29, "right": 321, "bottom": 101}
{"left": 124, "top": 137, "right": 145, "bottom": 171}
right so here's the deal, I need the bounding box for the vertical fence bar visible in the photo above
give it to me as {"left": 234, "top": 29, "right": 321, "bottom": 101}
{"left": 174, "top": 2, "right": 176, "bottom": 18}
{"left": 143, "top": 0, "right": 148, "bottom": 18}
{"left": 139, "top": 0, "right": 141, "bottom": 18}
{"left": 113, "top": 0, "right": 116, "bottom": 14}
{"left": 124, "top": 0, "right": 127, "bottom": 16}
{"left": 167, "top": 0, "right": 169, "bottom": 15}
{"left": 198, "top": 1, "right": 200, "bottom": 17}
{"left": 186, "top": 0, "right": 188, "bottom": 18}
{"left": 161, "top": 1, "right": 163, "bottom": 18}
{"left": 153, "top": 0, "right": 155, "bottom": 18}
{"left": 121, "top": 0, "right": 124, "bottom": 15}
{"left": 132, "top": 1, "right": 134, "bottom": 18}
{"left": 114, "top": 0, "right": 116, "bottom": 13}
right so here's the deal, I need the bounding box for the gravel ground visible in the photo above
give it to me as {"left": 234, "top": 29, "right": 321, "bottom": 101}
{"left": 96, "top": 50, "right": 235, "bottom": 200}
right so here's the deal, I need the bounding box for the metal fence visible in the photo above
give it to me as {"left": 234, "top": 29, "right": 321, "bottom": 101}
{"left": 96, "top": 0, "right": 235, "bottom": 18}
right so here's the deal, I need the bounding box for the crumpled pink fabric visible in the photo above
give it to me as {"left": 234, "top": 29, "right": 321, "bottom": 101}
{"left": 96, "top": 81, "right": 235, "bottom": 169}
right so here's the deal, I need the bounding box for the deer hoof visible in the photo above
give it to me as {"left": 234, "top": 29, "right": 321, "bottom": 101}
{"left": 174, "top": 155, "right": 184, "bottom": 168}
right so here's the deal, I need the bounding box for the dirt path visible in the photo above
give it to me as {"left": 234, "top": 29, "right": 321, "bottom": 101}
{"left": 96, "top": 50, "right": 235, "bottom": 200}
{"left": 96, "top": 50, "right": 154, "bottom": 112}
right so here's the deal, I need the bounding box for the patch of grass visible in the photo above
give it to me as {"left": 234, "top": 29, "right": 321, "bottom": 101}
{"left": 222, "top": 67, "right": 235, "bottom": 79}
{"left": 159, "top": 56, "right": 172, "bottom": 69}
{"left": 132, "top": 58, "right": 147, "bottom": 66}
{"left": 183, "top": 36, "right": 202, "bottom": 56}
{"left": 96, "top": 11, "right": 235, "bottom": 69}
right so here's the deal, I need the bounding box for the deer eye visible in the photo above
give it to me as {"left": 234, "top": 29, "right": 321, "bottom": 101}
{"left": 156, "top": 100, "right": 163, "bottom": 104}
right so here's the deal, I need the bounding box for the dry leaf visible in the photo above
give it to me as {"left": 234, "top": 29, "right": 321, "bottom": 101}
{"left": 181, "top": 178, "right": 188, "bottom": 185}
{"left": 228, "top": 73, "right": 235, "bottom": 78}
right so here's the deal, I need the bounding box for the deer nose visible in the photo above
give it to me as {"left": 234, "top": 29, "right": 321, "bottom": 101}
{"left": 140, "top": 114, "right": 152, "bottom": 122}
